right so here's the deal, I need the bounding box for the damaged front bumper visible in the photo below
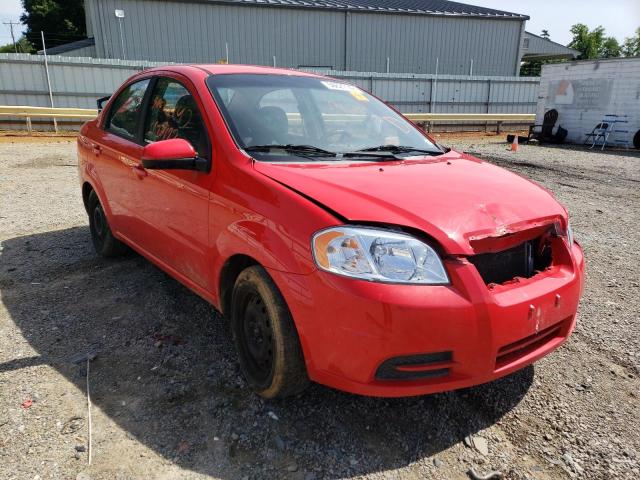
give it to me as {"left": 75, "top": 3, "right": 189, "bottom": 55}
{"left": 268, "top": 233, "right": 585, "bottom": 397}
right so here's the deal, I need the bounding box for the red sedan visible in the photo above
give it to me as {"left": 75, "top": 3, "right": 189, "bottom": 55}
{"left": 77, "top": 65, "right": 584, "bottom": 398}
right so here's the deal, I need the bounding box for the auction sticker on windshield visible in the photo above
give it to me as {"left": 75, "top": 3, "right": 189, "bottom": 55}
{"left": 321, "top": 81, "right": 369, "bottom": 101}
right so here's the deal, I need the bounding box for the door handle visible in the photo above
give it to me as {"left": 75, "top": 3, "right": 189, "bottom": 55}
{"left": 92, "top": 144, "right": 102, "bottom": 155}
{"left": 132, "top": 164, "right": 147, "bottom": 179}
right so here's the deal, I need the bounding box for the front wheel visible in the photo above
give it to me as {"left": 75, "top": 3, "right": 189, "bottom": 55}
{"left": 231, "top": 266, "right": 309, "bottom": 398}
{"left": 87, "top": 190, "right": 128, "bottom": 257}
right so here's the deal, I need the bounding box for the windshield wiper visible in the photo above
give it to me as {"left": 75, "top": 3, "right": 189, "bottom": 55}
{"left": 245, "top": 144, "right": 335, "bottom": 156}
{"left": 357, "top": 145, "right": 443, "bottom": 156}
{"left": 245, "top": 144, "right": 401, "bottom": 161}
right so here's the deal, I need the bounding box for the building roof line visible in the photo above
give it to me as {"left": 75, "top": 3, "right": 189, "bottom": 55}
{"left": 37, "top": 37, "right": 95, "bottom": 55}
{"left": 160, "top": 0, "right": 529, "bottom": 19}
{"left": 524, "top": 31, "right": 578, "bottom": 54}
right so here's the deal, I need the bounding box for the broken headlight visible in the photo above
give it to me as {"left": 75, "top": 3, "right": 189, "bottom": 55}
{"left": 312, "top": 226, "right": 449, "bottom": 284}
{"left": 567, "top": 221, "right": 574, "bottom": 247}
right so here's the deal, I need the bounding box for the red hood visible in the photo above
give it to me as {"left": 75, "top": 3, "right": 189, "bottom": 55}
{"left": 253, "top": 150, "right": 567, "bottom": 255}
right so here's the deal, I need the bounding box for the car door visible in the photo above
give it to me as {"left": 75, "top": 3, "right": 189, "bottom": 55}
{"left": 90, "top": 77, "right": 152, "bottom": 239}
{"left": 135, "top": 75, "right": 214, "bottom": 290}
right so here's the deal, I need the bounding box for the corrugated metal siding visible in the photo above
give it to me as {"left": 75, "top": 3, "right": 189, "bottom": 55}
{"left": 54, "top": 45, "right": 98, "bottom": 58}
{"left": 347, "top": 14, "right": 522, "bottom": 75}
{"left": 89, "top": 0, "right": 346, "bottom": 68}
{"left": 523, "top": 33, "right": 577, "bottom": 58}
{"left": 0, "top": 54, "right": 539, "bottom": 131}
{"left": 537, "top": 58, "right": 640, "bottom": 145}
{"left": 306, "top": 69, "right": 539, "bottom": 113}
{"left": 86, "top": 0, "right": 523, "bottom": 75}
{"left": 0, "top": 54, "right": 169, "bottom": 108}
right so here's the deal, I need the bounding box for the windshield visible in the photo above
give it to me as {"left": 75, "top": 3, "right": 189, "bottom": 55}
{"left": 206, "top": 74, "right": 442, "bottom": 160}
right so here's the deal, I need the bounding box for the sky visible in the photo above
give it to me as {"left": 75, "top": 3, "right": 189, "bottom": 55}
{"left": 452, "top": 0, "right": 639, "bottom": 45}
{"left": 1, "top": 0, "right": 639, "bottom": 46}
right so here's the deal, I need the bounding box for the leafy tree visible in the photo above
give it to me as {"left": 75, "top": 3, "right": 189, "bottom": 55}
{"left": 622, "top": 28, "right": 640, "bottom": 57}
{"left": 600, "top": 37, "right": 621, "bottom": 58}
{"left": 541, "top": 30, "right": 550, "bottom": 39}
{"left": 520, "top": 58, "right": 564, "bottom": 77}
{"left": 568, "top": 24, "right": 606, "bottom": 59}
{"left": 0, "top": 36, "right": 35, "bottom": 53}
{"left": 20, "top": 0, "right": 86, "bottom": 51}
{"left": 520, "top": 60, "right": 542, "bottom": 77}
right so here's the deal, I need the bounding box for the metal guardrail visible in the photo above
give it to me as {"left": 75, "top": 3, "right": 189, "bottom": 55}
{"left": 0, "top": 106, "right": 535, "bottom": 134}
{"left": 404, "top": 113, "right": 535, "bottom": 134}
{"left": 404, "top": 113, "right": 535, "bottom": 122}
{"left": 0, "top": 106, "right": 97, "bottom": 133}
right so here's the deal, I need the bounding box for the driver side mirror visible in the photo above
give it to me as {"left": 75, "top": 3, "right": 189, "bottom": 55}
{"left": 141, "top": 138, "right": 209, "bottom": 172}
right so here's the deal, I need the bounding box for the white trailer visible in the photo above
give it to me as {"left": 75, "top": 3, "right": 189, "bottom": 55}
{"left": 536, "top": 57, "right": 640, "bottom": 148}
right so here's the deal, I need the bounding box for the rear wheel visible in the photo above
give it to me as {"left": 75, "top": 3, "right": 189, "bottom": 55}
{"left": 231, "top": 266, "right": 309, "bottom": 398}
{"left": 87, "top": 190, "right": 127, "bottom": 257}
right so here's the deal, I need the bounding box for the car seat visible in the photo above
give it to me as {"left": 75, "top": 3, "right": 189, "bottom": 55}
{"left": 255, "top": 106, "right": 289, "bottom": 145}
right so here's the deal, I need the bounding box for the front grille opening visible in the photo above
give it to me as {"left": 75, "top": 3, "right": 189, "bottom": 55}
{"left": 468, "top": 235, "right": 552, "bottom": 286}
{"left": 495, "top": 322, "right": 563, "bottom": 369}
{"left": 375, "top": 351, "right": 453, "bottom": 381}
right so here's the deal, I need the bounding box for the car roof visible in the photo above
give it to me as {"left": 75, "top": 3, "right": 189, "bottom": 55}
{"left": 144, "top": 64, "right": 324, "bottom": 78}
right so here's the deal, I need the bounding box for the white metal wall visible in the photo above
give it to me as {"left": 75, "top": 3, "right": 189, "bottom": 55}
{"left": 306, "top": 69, "right": 539, "bottom": 114}
{"left": 0, "top": 54, "right": 169, "bottom": 109}
{"left": 0, "top": 54, "right": 539, "bottom": 131}
{"left": 537, "top": 58, "right": 640, "bottom": 145}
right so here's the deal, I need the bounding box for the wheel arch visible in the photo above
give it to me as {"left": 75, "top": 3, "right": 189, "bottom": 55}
{"left": 218, "top": 254, "right": 260, "bottom": 316}
{"left": 82, "top": 181, "right": 94, "bottom": 214}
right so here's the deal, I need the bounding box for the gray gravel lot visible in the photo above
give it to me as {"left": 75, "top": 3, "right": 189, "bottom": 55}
{"left": 0, "top": 134, "right": 638, "bottom": 480}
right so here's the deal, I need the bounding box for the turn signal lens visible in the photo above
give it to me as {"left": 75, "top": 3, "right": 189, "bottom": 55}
{"left": 312, "top": 226, "right": 449, "bottom": 284}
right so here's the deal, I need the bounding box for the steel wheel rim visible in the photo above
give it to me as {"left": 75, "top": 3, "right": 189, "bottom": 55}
{"left": 92, "top": 205, "right": 106, "bottom": 242}
{"left": 240, "top": 292, "right": 274, "bottom": 383}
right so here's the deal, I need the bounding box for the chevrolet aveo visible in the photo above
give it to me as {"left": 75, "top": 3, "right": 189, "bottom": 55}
{"left": 77, "top": 65, "right": 585, "bottom": 398}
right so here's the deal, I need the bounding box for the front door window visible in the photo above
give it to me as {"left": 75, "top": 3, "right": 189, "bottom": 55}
{"left": 144, "top": 78, "right": 210, "bottom": 158}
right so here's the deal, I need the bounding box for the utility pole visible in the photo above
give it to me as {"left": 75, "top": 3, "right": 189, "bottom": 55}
{"left": 41, "top": 31, "right": 58, "bottom": 133}
{"left": 3, "top": 20, "right": 20, "bottom": 53}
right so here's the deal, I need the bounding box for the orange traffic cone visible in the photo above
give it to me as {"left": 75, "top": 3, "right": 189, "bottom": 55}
{"left": 511, "top": 134, "right": 519, "bottom": 152}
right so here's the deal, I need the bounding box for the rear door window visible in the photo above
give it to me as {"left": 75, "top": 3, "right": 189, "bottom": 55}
{"left": 144, "top": 78, "right": 210, "bottom": 159}
{"left": 106, "top": 79, "right": 150, "bottom": 140}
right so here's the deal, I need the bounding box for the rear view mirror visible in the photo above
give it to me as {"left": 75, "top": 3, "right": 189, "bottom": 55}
{"left": 141, "top": 138, "right": 208, "bottom": 172}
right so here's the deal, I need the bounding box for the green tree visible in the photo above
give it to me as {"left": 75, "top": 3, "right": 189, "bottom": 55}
{"left": 568, "top": 24, "right": 606, "bottom": 59}
{"left": 600, "top": 37, "right": 621, "bottom": 58}
{"left": 20, "top": 0, "right": 86, "bottom": 51}
{"left": 622, "top": 28, "right": 640, "bottom": 57}
{"left": 520, "top": 58, "right": 565, "bottom": 77}
{"left": 541, "top": 29, "right": 550, "bottom": 39}
{"left": 0, "top": 36, "right": 35, "bottom": 53}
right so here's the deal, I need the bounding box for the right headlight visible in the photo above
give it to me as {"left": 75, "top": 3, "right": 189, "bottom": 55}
{"left": 566, "top": 221, "right": 574, "bottom": 247}
{"left": 311, "top": 226, "right": 449, "bottom": 284}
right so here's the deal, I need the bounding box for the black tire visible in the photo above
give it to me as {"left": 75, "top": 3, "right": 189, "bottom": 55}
{"left": 231, "top": 265, "right": 309, "bottom": 398}
{"left": 87, "top": 190, "right": 128, "bottom": 257}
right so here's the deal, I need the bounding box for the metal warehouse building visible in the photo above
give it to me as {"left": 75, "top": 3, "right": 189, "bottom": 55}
{"left": 46, "top": 0, "right": 577, "bottom": 77}
{"left": 56, "top": 0, "right": 548, "bottom": 76}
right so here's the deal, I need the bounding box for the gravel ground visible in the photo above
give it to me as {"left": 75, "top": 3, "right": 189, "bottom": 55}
{"left": 0, "top": 133, "right": 638, "bottom": 480}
